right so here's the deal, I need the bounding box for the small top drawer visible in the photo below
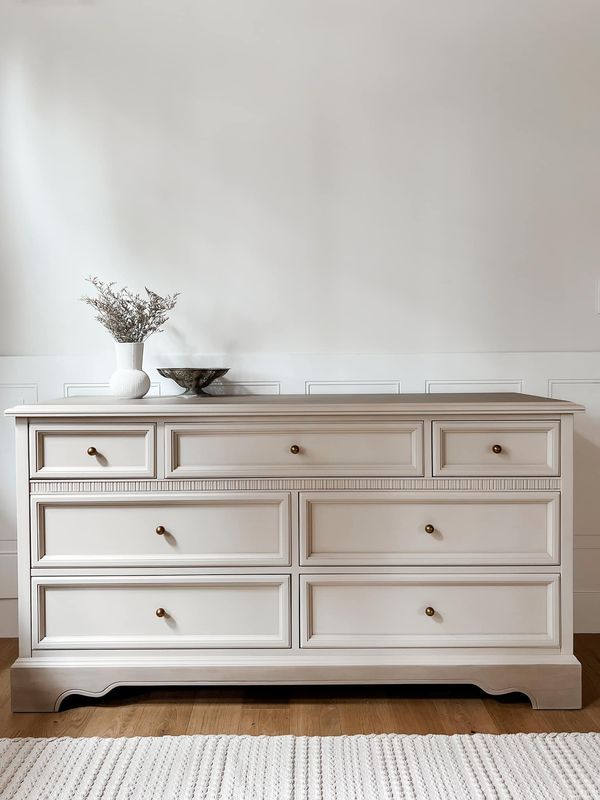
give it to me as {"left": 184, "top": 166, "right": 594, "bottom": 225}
{"left": 30, "top": 423, "right": 156, "bottom": 479}
{"left": 433, "top": 420, "right": 559, "bottom": 477}
{"left": 165, "top": 421, "right": 423, "bottom": 478}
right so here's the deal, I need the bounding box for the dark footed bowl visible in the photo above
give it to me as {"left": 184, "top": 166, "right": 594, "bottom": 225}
{"left": 157, "top": 368, "right": 230, "bottom": 396}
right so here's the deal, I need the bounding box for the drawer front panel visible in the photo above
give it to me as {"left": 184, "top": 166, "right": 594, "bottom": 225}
{"left": 33, "top": 576, "right": 290, "bottom": 649}
{"left": 166, "top": 422, "right": 423, "bottom": 478}
{"left": 301, "top": 574, "right": 559, "bottom": 648}
{"left": 30, "top": 423, "right": 156, "bottom": 479}
{"left": 433, "top": 421, "right": 559, "bottom": 476}
{"left": 300, "top": 491, "right": 560, "bottom": 566}
{"left": 32, "top": 493, "right": 291, "bottom": 567}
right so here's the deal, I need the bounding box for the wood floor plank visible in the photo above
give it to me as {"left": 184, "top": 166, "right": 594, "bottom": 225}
{"left": 127, "top": 689, "right": 196, "bottom": 737}
{"left": 385, "top": 698, "right": 452, "bottom": 734}
{"left": 288, "top": 698, "right": 342, "bottom": 737}
{"left": 1, "top": 710, "right": 90, "bottom": 740}
{"left": 77, "top": 701, "right": 146, "bottom": 739}
{"left": 355, "top": 695, "right": 399, "bottom": 735}
{"left": 1, "top": 637, "right": 599, "bottom": 738}
{"left": 259, "top": 708, "right": 291, "bottom": 736}
{"left": 186, "top": 691, "right": 245, "bottom": 736}
{"left": 431, "top": 697, "right": 499, "bottom": 735}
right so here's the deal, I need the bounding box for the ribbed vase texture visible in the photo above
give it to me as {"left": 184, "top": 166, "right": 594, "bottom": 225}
{"left": 109, "top": 342, "right": 150, "bottom": 399}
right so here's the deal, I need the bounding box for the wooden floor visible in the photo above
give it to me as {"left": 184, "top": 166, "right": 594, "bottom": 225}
{"left": 2, "top": 637, "right": 600, "bottom": 737}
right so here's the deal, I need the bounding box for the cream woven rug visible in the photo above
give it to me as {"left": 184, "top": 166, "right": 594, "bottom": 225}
{"left": 1, "top": 733, "right": 599, "bottom": 799}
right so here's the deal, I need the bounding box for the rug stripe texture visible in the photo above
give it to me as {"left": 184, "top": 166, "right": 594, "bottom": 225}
{"left": 1, "top": 733, "right": 599, "bottom": 799}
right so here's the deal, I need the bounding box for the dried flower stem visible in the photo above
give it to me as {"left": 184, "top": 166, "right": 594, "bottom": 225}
{"left": 81, "top": 277, "right": 179, "bottom": 342}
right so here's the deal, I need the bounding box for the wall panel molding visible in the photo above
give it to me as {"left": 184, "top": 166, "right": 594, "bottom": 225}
{"left": 426, "top": 380, "right": 523, "bottom": 394}
{"left": 0, "top": 600, "right": 17, "bottom": 638}
{"left": 548, "top": 378, "right": 600, "bottom": 396}
{"left": 0, "top": 554, "right": 17, "bottom": 598}
{"left": 305, "top": 380, "right": 401, "bottom": 395}
{"left": 212, "top": 381, "right": 281, "bottom": 395}
{"left": 0, "top": 383, "right": 38, "bottom": 551}
{"left": 64, "top": 382, "right": 162, "bottom": 397}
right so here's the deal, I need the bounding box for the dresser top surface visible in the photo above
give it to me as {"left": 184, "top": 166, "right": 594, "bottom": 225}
{"left": 5, "top": 392, "right": 584, "bottom": 417}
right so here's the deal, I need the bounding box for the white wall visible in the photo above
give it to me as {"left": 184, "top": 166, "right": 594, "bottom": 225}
{"left": 1, "top": 0, "right": 600, "bottom": 356}
{"left": 2, "top": 2, "right": 600, "bottom": 633}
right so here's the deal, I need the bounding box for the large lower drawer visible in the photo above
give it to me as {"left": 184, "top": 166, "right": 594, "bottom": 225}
{"left": 165, "top": 421, "right": 423, "bottom": 478}
{"left": 300, "top": 491, "right": 560, "bottom": 566}
{"left": 33, "top": 576, "right": 291, "bottom": 649}
{"left": 32, "top": 493, "right": 291, "bottom": 567}
{"left": 433, "top": 420, "right": 560, "bottom": 477}
{"left": 30, "top": 423, "right": 156, "bottom": 479}
{"left": 301, "top": 574, "right": 559, "bottom": 648}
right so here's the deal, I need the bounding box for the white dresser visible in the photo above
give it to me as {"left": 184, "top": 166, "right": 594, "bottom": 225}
{"left": 6, "top": 393, "right": 584, "bottom": 711}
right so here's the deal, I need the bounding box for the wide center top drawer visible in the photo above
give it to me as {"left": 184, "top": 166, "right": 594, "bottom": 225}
{"left": 166, "top": 421, "right": 423, "bottom": 478}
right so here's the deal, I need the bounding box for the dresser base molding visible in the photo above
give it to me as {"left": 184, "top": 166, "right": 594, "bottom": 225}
{"left": 11, "top": 656, "right": 581, "bottom": 712}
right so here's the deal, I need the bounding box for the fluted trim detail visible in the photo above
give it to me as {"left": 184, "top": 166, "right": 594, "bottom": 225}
{"left": 30, "top": 477, "right": 562, "bottom": 493}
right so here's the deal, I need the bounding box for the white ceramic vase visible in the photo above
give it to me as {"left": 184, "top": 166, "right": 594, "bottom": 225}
{"left": 109, "top": 342, "right": 151, "bottom": 399}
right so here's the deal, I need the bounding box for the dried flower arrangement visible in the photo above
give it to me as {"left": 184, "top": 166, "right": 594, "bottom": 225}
{"left": 81, "top": 277, "right": 179, "bottom": 342}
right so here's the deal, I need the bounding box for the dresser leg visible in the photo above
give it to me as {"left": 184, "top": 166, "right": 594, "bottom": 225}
{"left": 518, "top": 665, "right": 582, "bottom": 710}
{"left": 473, "top": 661, "right": 582, "bottom": 710}
{"left": 11, "top": 674, "right": 62, "bottom": 713}
{"left": 10, "top": 661, "right": 115, "bottom": 712}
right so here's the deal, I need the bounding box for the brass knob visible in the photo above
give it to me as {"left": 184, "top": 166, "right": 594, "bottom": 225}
{"left": 492, "top": 444, "right": 503, "bottom": 454}
{"left": 290, "top": 445, "right": 301, "bottom": 454}
{"left": 155, "top": 607, "right": 166, "bottom": 618}
{"left": 425, "top": 606, "right": 435, "bottom": 617}
{"left": 155, "top": 526, "right": 166, "bottom": 535}
{"left": 424, "top": 524, "right": 435, "bottom": 534}
{"left": 87, "top": 446, "right": 97, "bottom": 456}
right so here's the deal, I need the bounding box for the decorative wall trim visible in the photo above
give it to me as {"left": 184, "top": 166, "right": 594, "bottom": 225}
{"left": 0, "top": 383, "right": 39, "bottom": 403}
{"left": 64, "top": 380, "right": 281, "bottom": 398}
{"left": 574, "top": 535, "right": 600, "bottom": 550}
{"left": 30, "top": 477, "right": 563, "bottom": 493}
{"left": 548, "top": 378, "right": 600, "bottom": 397}
{"left": 574, "top": 592, "right": 600, "bottom": 633}
{"left": 213, "top": 381, "right": 281, "bottom": 395}
{"left": 0, "top": 600, "right": 17, "bottom": 638}
{"left": 0, "top": 383, "right": 39, "bottom": 546}
{"left": 426, "top": 379, "right": 523, "bottom": 394}
{"left": 64, "top": 382, "right": 162, "bottom": 397}
{"left": 0, "top": 553, "right": 17, "bottom": 597}
{"left": 547, "top": 378, "right": 600, "bottom": 632}
{"left": 305, "top": 380, "right": 401, "bottom": 395}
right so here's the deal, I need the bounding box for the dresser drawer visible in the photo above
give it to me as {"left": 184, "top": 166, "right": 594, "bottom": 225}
{"left": 32, "top": 493, "right": 291, "bottom": 567}
{"left": 301, "top": 574, "right": 559, "bottom": 649}
{"left": 166, "top": 421, "right": 423, "bottom": 478}
{"left": 33, "top": 576, "right": 290, "bottom": 649}
{"left": 300, "top": 491, "right": 559, "bottom": 566}
{"left": 433, "top": 421, "right": 560, "bottom": 476}
{"left": 30, "top": 423, "right": 156, "bottom": 479}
